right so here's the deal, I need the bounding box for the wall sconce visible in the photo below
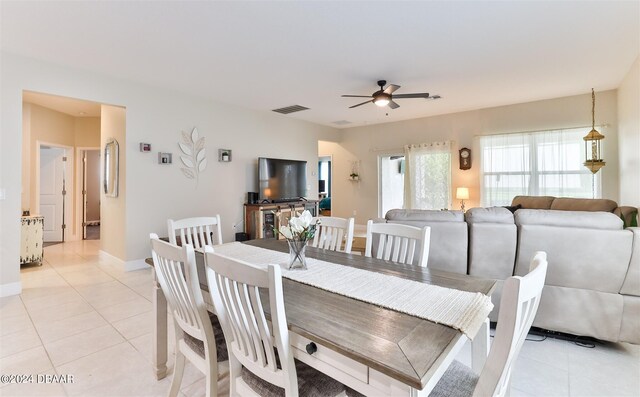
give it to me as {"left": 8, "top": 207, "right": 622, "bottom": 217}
{"left": 456, "top": 187, "right": 469, "bottom": 212}
{"left": 583, "top": 88, "right": 605, "bottom": 174}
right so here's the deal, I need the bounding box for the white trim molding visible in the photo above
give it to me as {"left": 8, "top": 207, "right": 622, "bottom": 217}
{"left": 0, "top": 282, "right": 22, "bottom": 297}
{"left": 125, "top": 258, "right": 150, "bottom": 272}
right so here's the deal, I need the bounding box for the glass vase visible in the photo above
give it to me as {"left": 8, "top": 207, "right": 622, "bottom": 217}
{"left": 287, "top": 239, "right": 308, "bottom": 270}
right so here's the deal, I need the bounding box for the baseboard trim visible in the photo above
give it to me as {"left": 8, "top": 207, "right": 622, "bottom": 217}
{"left": 0, "top": 282, "right": 22, "bottom": 297}
{"left": 98, "top": 250, "right": 124, "bottom": 266}
{"left": 125, "top": 258, "right": 150, "bottom": 272}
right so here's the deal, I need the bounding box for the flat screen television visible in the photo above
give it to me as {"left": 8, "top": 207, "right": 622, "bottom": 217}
{"left": 258, "top": 157, "right": 307, "bottom": 202}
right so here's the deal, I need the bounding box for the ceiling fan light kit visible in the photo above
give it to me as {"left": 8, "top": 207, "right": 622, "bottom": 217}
{"left": 342, "top": 80, "right": 440, "bottom": 110}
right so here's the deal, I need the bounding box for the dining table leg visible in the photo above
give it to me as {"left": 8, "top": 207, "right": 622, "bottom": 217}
{"left": 471, "top": 318, "right": 490, "bottom": 374}
{"left": 152, "top": 268, "right": 168, "bottom": 380}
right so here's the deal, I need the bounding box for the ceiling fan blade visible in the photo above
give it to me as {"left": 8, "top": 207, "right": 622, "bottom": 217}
{"left": 388, "top": 100, "right": 400, "bottom": 109}
{"left": 349, "top": 100, "right": 373, "bottom": 109}
{"left": 393, "top": 93, "right": 431, "bottom": 99}
{"left": 384, "top": 84, "right": 401, "bottom": 95}
{"left": 341, "top": 95, "right": 373, "bottom": 98}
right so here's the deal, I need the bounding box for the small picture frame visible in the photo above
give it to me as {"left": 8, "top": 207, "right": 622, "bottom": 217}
{"left": 218, "top": 149, "right": 232, "bottom": 162}
{"left": 158, "top": 152, "right": 173, "bottom": 164}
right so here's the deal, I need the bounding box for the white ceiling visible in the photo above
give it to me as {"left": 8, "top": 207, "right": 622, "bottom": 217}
{"left": 2, "top": 1, "right": 638, "bottom": 129}
{"left": 23, "top": 91, "right": 102, "bottom": 117}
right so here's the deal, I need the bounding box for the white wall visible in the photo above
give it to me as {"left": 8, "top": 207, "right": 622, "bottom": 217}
{"left": 618, "top": 56, "right": 640, "bottom": 207}
{"left": 0, "top": 52, "right": 339, "bottom": 295}
{"left": 326, "top": 90, "right": 620, "bottom": 223}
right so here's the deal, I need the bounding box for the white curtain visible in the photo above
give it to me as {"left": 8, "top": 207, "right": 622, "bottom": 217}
{"left": 403, "top": 141, "right": 452, "bottom": 210}
{"left": 479, "top": 128, "right": 600, "bottom": 206}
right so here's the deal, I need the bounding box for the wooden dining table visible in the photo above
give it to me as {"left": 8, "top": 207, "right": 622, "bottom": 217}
{"left": 149, "top": 239, "right": 496, "bottom": 396}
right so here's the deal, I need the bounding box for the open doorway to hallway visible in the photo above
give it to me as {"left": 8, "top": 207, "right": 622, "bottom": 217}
{"left": 22, "top": 91, "right": 102, "bottom": 247}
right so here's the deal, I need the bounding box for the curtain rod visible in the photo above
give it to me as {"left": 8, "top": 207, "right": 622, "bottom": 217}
{"left": 474, "top": 123, "right": 609, "bottom": 138}
{"left": 370, "top": 140, "right": 456, "bottom": 153}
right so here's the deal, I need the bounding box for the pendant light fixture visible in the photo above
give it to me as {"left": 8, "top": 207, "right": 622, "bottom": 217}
{"left": 583, "top": 88, "right": 605, "bottom": 174}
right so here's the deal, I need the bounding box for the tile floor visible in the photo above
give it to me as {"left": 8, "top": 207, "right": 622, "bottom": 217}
{"left": 0, "top": 240, "right": 638, "bottom": 397}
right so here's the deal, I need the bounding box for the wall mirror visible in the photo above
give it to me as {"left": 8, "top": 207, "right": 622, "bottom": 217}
{"left": 104, "top": 138, "right": 119, "bottom": 197}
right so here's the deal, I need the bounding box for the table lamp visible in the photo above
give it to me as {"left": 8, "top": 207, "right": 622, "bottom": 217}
{"left": 456, "top": 187, "right": 469, "bottom": 212}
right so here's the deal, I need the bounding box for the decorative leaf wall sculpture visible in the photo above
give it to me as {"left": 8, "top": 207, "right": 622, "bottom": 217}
{"left": 179, "top": 127, "right": 206, "bottom": 186}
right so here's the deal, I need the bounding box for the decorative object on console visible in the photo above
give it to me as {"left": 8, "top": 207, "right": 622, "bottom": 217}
{"left": 178, "top": 127, "right": 207, "bottom": 186}
{"left": 139, "top": 143, "right": 151, "bottom": 152}
{"left": 275, "top": 210, "right": 318, "bottom": 270}
{"left": 459, "top": 147, "right": 471, "bottom": 170}
{"left": 218, "top": 149, "right": 231, "bottom": 162}
{"left": 456, "top": 187, "right": 469, "bottom": 212}
{"left": 583, "top": 88, "right": 605, "bottom": 174}
{"left": 158, "top": 152, "right": 172, "bottom": 164}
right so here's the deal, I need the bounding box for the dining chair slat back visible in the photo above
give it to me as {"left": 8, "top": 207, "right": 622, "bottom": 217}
{"left": 473, "top": 251, "right": 548, "bottom": 397}
{"left": 310, "top": 216, "right": 355, "bottom": 253}
{"left": 150, "top": 233, "right": 219, "bottom": 397}
{"left": 365, "top": 220, "right": 430, "bottom": 267}
{"left": 204, "top": 248, "right": 299, "bottom": 396}
{"left": 168, "top": 215, "right": 223, "bottom": 250}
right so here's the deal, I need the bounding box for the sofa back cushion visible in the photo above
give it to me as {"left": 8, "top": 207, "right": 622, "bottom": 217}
{"left": 385, "top": 209, "right": 464, "bottom": 222}
{"left": 550, "top": 197, "right": 618, "bottom": 212}
{"left": 385, "top": 209, "right": 467, "bottom": 274}
{"left": 465, "top": 207, "right": 515, "bottom": 224}
{"left": 511, "top": 195, "right": 555, "bottom": 209}
{"left": 515, "top": 209, "right": 623, "bottom": 230}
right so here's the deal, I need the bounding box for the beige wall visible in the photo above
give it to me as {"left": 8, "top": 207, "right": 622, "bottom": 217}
{"left": 618, "top": 56, "right": 640, "bottom": 207}
{"left": 100, "top": 105, "right": 126, "bottom": 260}
{"left": 20, "top": 103, "right": 100, "bottom": 239}
{"left": 326, "top": 90, "right": 620, "bottom": 223}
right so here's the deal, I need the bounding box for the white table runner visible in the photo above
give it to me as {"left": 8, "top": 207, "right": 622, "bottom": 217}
{"left": 212, "top": 242, "right": 493, "bottom": 338}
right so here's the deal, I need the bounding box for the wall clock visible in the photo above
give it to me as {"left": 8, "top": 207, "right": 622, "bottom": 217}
{"left": 459, "top": 147, "right": 471, "bottom": 170}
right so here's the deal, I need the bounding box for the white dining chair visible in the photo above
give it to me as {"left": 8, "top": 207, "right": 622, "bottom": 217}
{"left": 364, "top": 220, "right": 431, "bottom": 267}
{"left": 204, "top": 247, "right": 352, "bottom": 397}
{"left": 168, "top": 215, "right": 223, "bottom": 249}
{"left": 150, "top": 234, "right": 227, "bottom": 397}
{"left": 310, "top": 216, "right": 355, "bottom": 253}
{"left": 429, "top": 251, "right": 548, "bottom": 397}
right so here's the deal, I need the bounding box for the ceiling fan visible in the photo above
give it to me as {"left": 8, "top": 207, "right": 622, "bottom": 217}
{"left": 342, "top": 80, "right": 440, "bottom": 109}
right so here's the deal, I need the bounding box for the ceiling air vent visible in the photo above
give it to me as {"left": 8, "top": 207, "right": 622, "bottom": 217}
{"left": 332, "top": 120, "right": 352, "bottom": 126}
{"left": 272, "top": 105, "right": 309, "bottom": 115}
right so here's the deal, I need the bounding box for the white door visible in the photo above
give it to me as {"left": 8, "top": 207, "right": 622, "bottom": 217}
{"left": 40, "top": 147, "right": 66, "bottom": 242}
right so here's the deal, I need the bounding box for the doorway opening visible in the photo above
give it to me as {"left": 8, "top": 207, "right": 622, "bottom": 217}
{"left": 318, "top": 155, "right": 332, "bottom": 216}
{"left": 80, "top": 149, "right": 101, "bottom": 240}
{"left": 379, "top": 154, "right": 405, "bottom": 217}
{"left": 38, "top": 143, "right": 74, "bottom": 244}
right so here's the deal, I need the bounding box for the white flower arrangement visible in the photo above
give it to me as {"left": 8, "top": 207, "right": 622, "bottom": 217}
{"left": 276, "top": 210, "right": 318, "bottom": 242}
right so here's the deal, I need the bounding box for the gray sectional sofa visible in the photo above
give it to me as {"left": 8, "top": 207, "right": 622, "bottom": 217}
{"left": 384, "top": 196, "right": 639, "bottom": 344}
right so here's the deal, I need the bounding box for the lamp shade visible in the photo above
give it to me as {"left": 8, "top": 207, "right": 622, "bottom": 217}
{"left": 456, "top": 187, "right": 469, "bottom": 200}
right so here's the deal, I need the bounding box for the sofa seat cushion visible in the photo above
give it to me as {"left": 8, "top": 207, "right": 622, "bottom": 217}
{"left": 550, "top": 197, "right": 618, "bottom": 212}
{"left": 511, "top": 195, "right": 555, "bottom": 209}
{"left": 385, "top": 209, "right": 464, "bottom": 222}
{"left": 465, "top": 207, "right": 515, "bottom": 224}
{"left": 515, "top": 209, "right": 623, "bottom": 230}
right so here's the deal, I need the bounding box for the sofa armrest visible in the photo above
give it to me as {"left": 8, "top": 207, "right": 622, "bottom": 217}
{"left": 614, "top": 206, "right": 639, "bottom": 228}
{"left": 621, "top": 227, "right": 640, "bottom": 296}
